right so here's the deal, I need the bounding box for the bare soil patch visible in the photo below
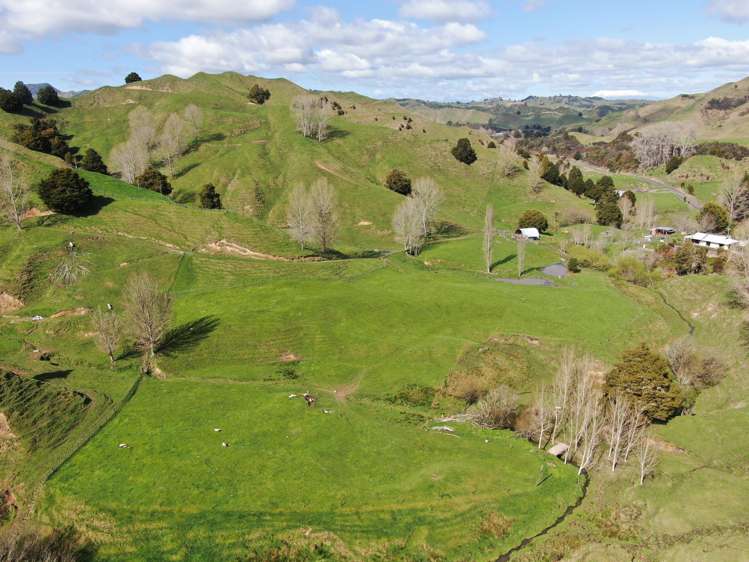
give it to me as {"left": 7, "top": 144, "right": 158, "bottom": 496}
{"left": 279, "top": 352, "right": 302, "bottom": 363}
{"left": 0, "top": 292, "right": 23, "bottom": 315}
{"left": 21, "top": 207, "right": 54, "bottom": 220}
{"left": 0, "top": 413, "right": 15, "bottom": 439}
{"left": 201, "top": 240, "right": 291, "bottom": 261}
{"left": 51, "top": 307, "right": 91, "bottom": 319}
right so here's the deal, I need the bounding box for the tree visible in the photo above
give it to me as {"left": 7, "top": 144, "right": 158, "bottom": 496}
{"left": 124, "top": 272, "right": 172, "bottom": 376}
{"left": 134, "top": 167, "right": 172, "bottom": 195}
{"left": 293, "top": 95, "right": 330, "bottom": 142}
{"left": 0, "top": 155, "right": 29, "bottom": 231}
{"left": 199, "top": 183, "right": 222, "bottom": 209}
{"left": 632, "top": 124, "right": 696, "bottom": 169}
{"left": 412, "top": 177, "right": 442, "bottom": 238}
{"left": 634, "top": 199, "right": 656, "bottom": 230}
{"left": 596, "top": 200, "right": 623, "bottom": 228}
{"left": 518, "top": 209, "right": 548, "bottom": 232}
{"left": 308, "top": 178, "right": 339, "bottom": 251}
{"left": 287, "top": 184, "right": 314, "bottom": 250}
{"left": 451, "top": 138, "right": 477, "bottom": 165}
{"left": 248, "top": 84, "right": 271, "bottom": 105}
{"left": 0, "top": 88, "right": 23, "bottom": 113}
{"left": 539, "top": 155, "right": 562, "bottom": 186}
{"left": 80, "top": 148, "right": 108, "bottom": 174}
{"left": 673, "top": 241, "right": 707, "bottom": 275}
{"left": 385, "top": 169, "right": 412, "bottom": 195}
{"left": 637, "top": 436, "right": 657, "bottom": 485}
{"left": 183, "top": 104, "right": 204, "bottom": 141}
{"left": 567, "top": 166, "right": 586, "bottom": 196}
{"left": 37, "top": 85, "right": 61, "bottom": 106}
{"left": 92, "top": 308, "right": 121, "bottom": 367}
{"left": 606, "top": 344, "right": 685, "bottom": 421}
{"left": 159, "top": 113, "right": 187, "bottom": 175}
{"left": 110, "top": 106, "right": 156, "bottom": 182}
{"left": 12, "top": 118, "right": 73, "bottom": 159}
{"left": 125, "top": 72, "right": 142, "bottom": 84}
{"left": 665, "top": 156, "right": 683, "bottom": 174}
{"left": 473, "top": 385, "right": 519, "bottom": 429}
{"left": 698, "top": 202, "right": 729, "bottom": 233}
{"left": 516, "top": 237, "right": 526, "bottom": 277}
{"left": 483, "top": 204, "right": 495, "bottom": 273}
{"left": 393, "top": 196, "right": 425, "bottom": 255}
{"left": 13, "top": 81, "right": 32, "bottom": 106}
{"left": 37, "top": 169, "right": 93, "bottom": 214}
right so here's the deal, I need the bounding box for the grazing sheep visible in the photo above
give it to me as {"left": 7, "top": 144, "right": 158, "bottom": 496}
{"left": 303, "top": 393, "right": 316, "bottom": 407}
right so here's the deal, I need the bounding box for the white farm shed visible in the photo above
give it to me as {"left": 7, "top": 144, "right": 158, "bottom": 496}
{"left": 516, "top": 228, "right": 541, "bottom": 240}
{"left": 687, "top": 232, "right": 739, "bottom": 251}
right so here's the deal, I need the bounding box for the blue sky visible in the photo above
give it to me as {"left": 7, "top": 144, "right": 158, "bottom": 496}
{"left": 1, "top": 0, "right": 749, "bottom": 101}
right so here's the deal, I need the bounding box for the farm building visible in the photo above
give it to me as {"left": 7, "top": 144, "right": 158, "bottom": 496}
{"left": 686, "top": 232, "right": 739, "bottom": 251}
{"left": 516, "top": 227, "right": 541, "bottom": 240}
{"left": 651, "top": 226, "right": 676, "bottom": 237}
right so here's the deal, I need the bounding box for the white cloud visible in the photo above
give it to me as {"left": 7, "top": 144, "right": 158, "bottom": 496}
{"left": 593, "top": 89, "right": 646, "bottom": 98}
{"left": 399, "top": 0, "right": 490, "bottom": 21}
{"left": 0, "top": 0, "right": 294, "bottom": 52}
{"left": 709, "top": 0, "right": 749, "bottom": 23}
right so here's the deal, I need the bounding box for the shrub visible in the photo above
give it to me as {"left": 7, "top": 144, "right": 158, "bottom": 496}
{"left": 386, "top": 384, "right": 436, "bottom": 408}
{"left": 37, "top": 169, "right": 93, "bottom": 214}
{"left": 0, "top": 526, "right": 89, "bottom": 562}
{"left": 480, "top": 512, "right": 513, "bottom": 538}
{"left": 606, "top": 343, "right": 686, "bottom": 421}
{"left": 451, "top": 138, "right": 477, "bottom": 165}
{"left": 37, "top": 85, "right": 62, "bottom": 106}
{"left": 124, "top": 72, "right": 142, "bottom": 84}
{"left": 673, "top": 242, "right": 707, "bottom": 275}
{"left": 518, "top": 209, "right": 548, "bottom": 232}
{"left": 698, "top": 202, "right": 729, "bottom": 233}
{"left": 13, "top": 81, "right": 33, "bottom": 105}
{"left": 611, "top": 256, "right": 651, "bottom": 286}
{"left": 567, "top": 245, "right": 610, "bottom": 271}
{"left": 385, "top": 169, "right": 412, "bottom": 195}
{"left": 135, "top": 167, "right": 172, "bottom": 195}
{"left": 695, "top": 141, "right": 749, "bottom": 161}
{"left": 596, "top": 200, "right": 623, "bottom": 228}
{"left": 665, "top": 156, "right": 683, "bottom": 174}
{"left": 0, "top": 88, "right": 22, "bottom": 113}
{"left": 199, "top": 183, "right": 222, "bottom": 209}
{"left": 473, "top": 385, "right": 519, "bottom": 429}
{"left": 487, "top": 140, "right": 497, "bottom": 148}
{"left": 559, "top": 208, "right": 592, "bottom": 226}
{"left": 79, "top": 148, "right": 108, "bottom": 174}
{"left": 248, "top": 84, "right": 271, "bottom": 105}
{"left": 567, "top": 257, "right": 581, "bottom": 273}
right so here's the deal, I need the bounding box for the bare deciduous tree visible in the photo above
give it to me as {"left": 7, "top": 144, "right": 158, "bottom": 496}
{"left": 637, "top": 436, "right": 658, "bottom": 485}
{"left": 634, "top": 199, "right": 656, "bottom": 230}
{"left": 412, "top": 177, "right": 442, "bottom": 238}
{"left": 183, "top": 104, "right": 204, "bottom": 139}
{"left": 159, "top": 113, "right": 187, "bottom": 176}
{"left": 527, "top": 155, "right": 543, "bottom": 194}
{"left": 0, "top": 155, "right": 29, "bottom": 231}
{"left": 124, "top": 272, "right": 172, "bottom": 377}
{"left": 393, "top": 196, "right": 425, "bottom": 256}
{"left": 308, "top": 178, "right": 339, "bottom": 252}
{"left": 110, "top": 139, "right": 149, "bottom": 184}
{"left": 483, "top": 204, "right": 495, "bottom": 273}
{"left": 287, "top": 184, "right": 314, "bottom": 250}
{"left": 666, "top": 337, "right": 695, "bottom": 386}
{"left": 618, "top": 196, "right": 633, "bottom": 224}
{"left": 516, "top": 237, "right": 526, "bottom": 278}
{"left": 473, "top": 385, "right": 519, "bottom": 429}
{"left": 631, "top": 124, "right": 696, "bottom": 169}
{"left": 293, "top": 95, "right": 331, "bottom": 142}
{"left": 92, "top": 307, "right": 121, "bottom": 367}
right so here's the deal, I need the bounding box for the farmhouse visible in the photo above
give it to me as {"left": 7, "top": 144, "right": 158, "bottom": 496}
{"left": 651, "top": 226, "right": 676, "bottom": 237}
{"left": 516, "top": 227, "right": 541, "bottom": 240}
{"left": 686, "top": 232, "right": 739, "bottom": 251}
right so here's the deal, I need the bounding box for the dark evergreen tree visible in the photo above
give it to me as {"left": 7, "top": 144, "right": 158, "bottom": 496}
{"left": 0, "top": 88, "right": 22, "bottom": 113}
{"left": 125, "top": 72, "right": 142, "bottom": 84}
{"left": 517, "top": 209, "right": 549, "bottom": 232}
{"left": 567, "top": 166, "right": 586, "bottom": 196}
{"left": 37, "top": 169, "right": 93, "bottom": 214}
{"left": 13, "top": 81, "right": 33, "bottom": 105}
{"left": 12, "top": 118, "right": 72, "bottom": 159}
{"left": 248, "top": 84, "right": 271, "bottom": 105}
{"left": 622, "top": 190, "right": 637, "bottom": 207}
{"left": 37, "top": 85, "right": 61, "bottom": 106}
{"left": 539, "top": 155, "right": 562, "bottom": 186}
{"left": 80, "top": 148, "right": 108, "bottom": 174}
{"left": 385, "top": 169, "right": 412, "bottom": 195}
{"left": 135, "top": 167, "right": 172, "bottom": 195}
{"left": 199, "top": 183, "right": 222, "bottom": 209}
{"left": 697, "top": 202, "right": 729, "bottom": 233}
{"left": 606, "top": 344, "right": 686, "bottom": 421}
{"left": 596, "top": 199, "right": 623, "bottom": 228}
{"left": 451, "top": 138, "right": 477, "bottom": 165}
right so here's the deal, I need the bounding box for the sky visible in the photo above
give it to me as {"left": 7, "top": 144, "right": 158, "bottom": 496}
{"left": 1, "top": 0, "right": 749, "bottom": 101}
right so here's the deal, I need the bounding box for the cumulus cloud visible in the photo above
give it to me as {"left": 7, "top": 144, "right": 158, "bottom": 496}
{"left": 0, "top": 0, "right": 294, "bottom": 52}
{"left": 399, "top": 0, "right": 490, "bottom": 21}
{"left": 146, "top": 13, "right": 749, "bottom": 100}
{"left": 709, "top": 0, "right": 749, "bottom": 23}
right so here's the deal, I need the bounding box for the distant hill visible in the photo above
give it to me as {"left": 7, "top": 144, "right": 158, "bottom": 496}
{"left": 396, "top": 95, "right": 646, "bottom": 131}
{"left": 26, "top": 82, "right": 88, "bottom": 99}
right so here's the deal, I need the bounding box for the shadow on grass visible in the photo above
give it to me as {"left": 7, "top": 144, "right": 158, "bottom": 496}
{"left": 173, "top": 190, "right": 196, "bottom": 204}
{"left": 491, "top": 254, "right": 517, "bottom": 270}
{"left": 158, "top": 315, "right": 220, "bottom": 356}
{"left": 33, "top": 369, "right": 73, "bottom": 382}
{"left": 174, "top": 163, "right": 200, "bottom": 179}
{"left": 183, "top": 133, "right": 226, "bottom": 155}
{"left": 321, "top": 128, "right": 350, "bottom": 142}
{"left": 74, "top": 196, "right": 115, "bottom": 217}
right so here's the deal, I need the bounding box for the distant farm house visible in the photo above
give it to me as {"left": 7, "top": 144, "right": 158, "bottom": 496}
{"left": 516, "top": 227, "right": 541, "bottom": 240}
{"left": 651, "top": 226, "right": 676, "bottom": 237}
{"left": 686, "top": 232, "right": 742, "bottom": 252}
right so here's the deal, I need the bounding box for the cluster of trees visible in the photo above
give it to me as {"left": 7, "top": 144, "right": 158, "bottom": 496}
{"left": 392, "top": 178, "right": 442, "bottom": 255}
{"left": 110, "top": 104, "right": 203, "bottom": 186}
{"left": 199, "top": 183, "right": 222, "bottom": 209}
{"left": 286, "top": 178, "right": 339, "bottom": 252}
{"left": 451, "top": 138, "right": 477, "bottom": 165}
{"left": 385, "top": 169, "right": 412, "bottom": 195}
{"left": 529, "top": 344, "right": 691, "bottom": 483}
{"left": 125, "top": 72, "right": 142, "bottom": 84}
{"left": 631, "top": 125, "right": 696, "bottom": 170}
{"left": 248, "top": 84, "right": 271, "bottom": 105}
{"left": 0, "top": 81, "right": 33, "bottom": 113}
{"left": 13, "top": 118, "right": 74, "bottom": 160}
{"left": 293, "top": 95, "right": 331, "bottom": 142}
